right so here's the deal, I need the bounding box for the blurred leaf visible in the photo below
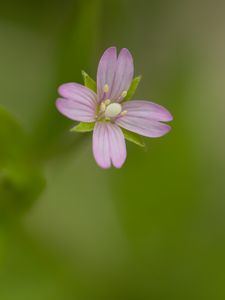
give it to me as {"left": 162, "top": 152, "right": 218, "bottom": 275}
{"left": 0, "top": 106, "right": 45, "bottom": 222}
{"left": 0, "top": 164, "right": 45, "bottom": 223}
{"left": 82, "top": 70, "right": 97, "bottom": 92}
{"left": 0, "top": 106, "right": 26, "bottom": 165}
{"left": 121, "top": 128, "right": 145, "bottom": 147}
{"left": 71, "top": 122, "right": 95, "bottom": 133}
{"left": 124, "top": 76, "right": 142, "bottom": 101}
{"left": 33, "top": 0, "right": 101, "bottom": 159}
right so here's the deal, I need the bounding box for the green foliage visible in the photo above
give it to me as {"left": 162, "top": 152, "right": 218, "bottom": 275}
{"left": 32, "top": 0, "right": 101, "bottom": 156}
{"left": 70, "top": 122, "right": 95, "bottom": 133}
{"left": 124, "top": 75, "right": 142, "bottom": 101}
{"left": 121, "top": 128, "right": 145, "bottom": 147}
{"left": 0, "top": 0, "right": 102, "bottom": 221}
{"left": 0, "top": 106, "right": 25, "bottom": 165}
{"left": 0, "top": 106, "right": 45, "bottom": 222}
{"left": 82, "top": 70, "right": 97, "bottom": 92}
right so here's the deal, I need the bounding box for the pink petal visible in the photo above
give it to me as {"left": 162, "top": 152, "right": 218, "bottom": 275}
{"left": 110, "top": 48, "right": 134, "bottom": 102}
{"left": 116, "top": 112, "right": 171, "bottom": 138}
{"left": 58, "top": 82, "right": 97, "bottom": 107}
{"left": 92, "top": 122, "right": 127, "bottom": 169}
{"left": 56, "top": 98, "right": 96, "bottom": 122}
{"left": 108, "top": 123, "right": 127, "bottom": 168}
{"left": 121, "top": 100, "right": 173, "bottom": 122}
{"left": 56, "top": 83, "right": 97, "bottom": 122}
{"left": 97, "top": 47, "right": 117, "bottom": 102}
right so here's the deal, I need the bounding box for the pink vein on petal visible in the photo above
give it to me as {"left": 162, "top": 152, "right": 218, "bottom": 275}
{"left": 97, "top": 47, "right": 117, "bottom": 102}
{"left": 110, "top": 48, "right": 134, "bottom": 102}
{"left": 92, "top": 122, "right": 126, "bottom": 169}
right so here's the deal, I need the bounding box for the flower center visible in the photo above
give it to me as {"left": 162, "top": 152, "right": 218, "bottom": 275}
{"left": 105, "top": 103, "right": 122, "bottom": 118}
{"left": 96, "top": 84, "right": 128, "bottom": 121}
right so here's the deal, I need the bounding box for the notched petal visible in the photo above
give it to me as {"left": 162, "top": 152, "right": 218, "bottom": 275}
{"left": 97, "top": 47, "right": 117, "bottom": 102}
{"left": 110, "top": 48, "right": 134, "bottom": 101}
{"left": 92, "top": 122, "right": 127, "bottom": 169}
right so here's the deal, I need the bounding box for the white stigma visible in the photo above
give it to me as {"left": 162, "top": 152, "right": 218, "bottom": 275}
{"left": 103, "top": 84, "right": 109, "bottom": 93}
{"left": 105, "top": 103, "right": 122, "bottom": 118}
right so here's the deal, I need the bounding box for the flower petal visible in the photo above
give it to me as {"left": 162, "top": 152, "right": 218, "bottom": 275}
{"left": 116, "top": 101, "right": 172, "bottom": 138}
{"left": 56, "top": 98, "right": 96, "bottom": 122}
{"left": 107, "top": 123, "right": 127, "bottom": 168}
{"left": 121, "top": 100, "right": 173, "bottom": 122}
{"left": 93, "top": 122, "right": 111, "bottom": 169}
{"left": 92, "top": 122, "right": 126, "bottom": 169}
{"left": 110, "top": 48, "right": 134, "bottom": 102}
{"left": 56, "top": 83, "right": 97, "bottom": 122}
{"left": 58, "top": 82, "right": 97, "bottom": 107}
{"left": 97, "top": 47, "right": 117, "bottom": 102}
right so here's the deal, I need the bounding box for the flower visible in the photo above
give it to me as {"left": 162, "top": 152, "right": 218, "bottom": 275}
{"left": 56, "top": 47, "right": 173, "bottom": 169}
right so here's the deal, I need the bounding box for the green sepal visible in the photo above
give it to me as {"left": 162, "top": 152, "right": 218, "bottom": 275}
{"left": 81, "top": 70, "right": 97, "bottom": 92}
{"left": 70, "top": 122, "right": 95, "bottom": 133}
{"left": 121, "top": 128, "right": 145, "bottom": 147}
{"left": 124, "top": 75, "right": 142, "bottom": 101}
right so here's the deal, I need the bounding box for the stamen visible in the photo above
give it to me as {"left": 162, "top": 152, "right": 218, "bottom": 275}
{"left": 104, "top": 99, "right": 111, "bottom": 106}
{"left": 100, "top": 102, "right": 106, "bottom": 112}
{"left": 121, "top": 90, "right": 127, "bottom": 98}
{"left": 120, "top": 110, "right": 128, "bottom": 116}
{"left": 103, "top": 84, "right": 109, "bottom": 93}
{"left": 117, "top": 90, "right": 128, "bottom": 102}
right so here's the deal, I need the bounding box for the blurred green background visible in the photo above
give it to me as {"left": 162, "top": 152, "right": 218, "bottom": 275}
{"left": 0, "top": 0, "right": 225, "bottom": 299}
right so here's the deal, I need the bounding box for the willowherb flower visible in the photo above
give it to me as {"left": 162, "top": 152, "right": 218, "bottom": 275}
{"left": 56, "top": 47, "right": 173, "bottom": 169}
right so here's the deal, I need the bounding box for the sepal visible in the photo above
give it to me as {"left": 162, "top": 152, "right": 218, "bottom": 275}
{"left": 121, "top": 128, "right": 145, "bottom": 147}
{"left": 124, "top": 75, "right": 142, "bottom": 101}
{"left": 81, "top": 70, "right": 97, "bottom": 92}
{"left": 70, "top": 122, "right": 95, "bottom": 132}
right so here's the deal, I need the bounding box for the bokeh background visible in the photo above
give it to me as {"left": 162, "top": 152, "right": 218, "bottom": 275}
{"left": 0, "top": 0, "right": 225, "bottom": 299}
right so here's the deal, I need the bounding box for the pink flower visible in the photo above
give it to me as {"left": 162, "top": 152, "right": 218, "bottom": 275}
{"left": 56, "top": 47, "right": 173, "bottom": 169}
